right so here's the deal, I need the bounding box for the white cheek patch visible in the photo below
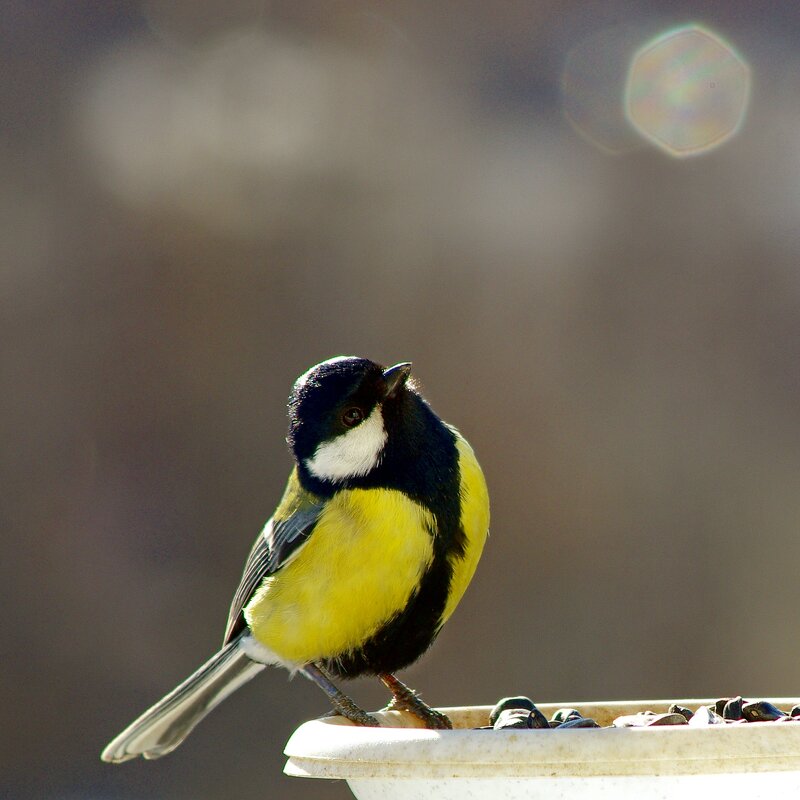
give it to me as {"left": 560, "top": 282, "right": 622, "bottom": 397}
{"left": 305, "top": 405, "right": 387, "bottom": 482}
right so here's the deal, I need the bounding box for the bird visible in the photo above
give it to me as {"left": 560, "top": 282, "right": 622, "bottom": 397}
{"left": 101, "top": 356, "right": 490, "bottom": 762}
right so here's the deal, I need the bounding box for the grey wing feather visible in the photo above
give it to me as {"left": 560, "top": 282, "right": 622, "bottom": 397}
{"left": 223, "top": 505, "right": 323, "bottom": 644}
{"left": 266, "top": 506, "right": 323, "bottom": 570}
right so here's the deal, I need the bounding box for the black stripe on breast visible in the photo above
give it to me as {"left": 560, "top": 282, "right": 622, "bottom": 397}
{"left": 322, "top": 397, "right": 467, "bottom": 678}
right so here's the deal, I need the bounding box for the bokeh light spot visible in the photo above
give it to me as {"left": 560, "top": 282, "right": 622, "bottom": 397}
{"left": 625, "top": 24, "right": 751, "bottom": 157}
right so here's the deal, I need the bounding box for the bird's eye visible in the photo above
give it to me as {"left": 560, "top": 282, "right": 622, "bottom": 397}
{"left": 341, "top": 407, "right": 364, "bottom": 428}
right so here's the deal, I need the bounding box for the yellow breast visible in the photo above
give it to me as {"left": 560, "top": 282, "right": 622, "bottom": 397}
{"left": 245, "top": 433, "right": 490, "bottom": 667}
{"left": 442, "top": 435, "right": 490, "bottom": 623}
{"left": 245, "top": 489, "right": 436, "bottom": 665}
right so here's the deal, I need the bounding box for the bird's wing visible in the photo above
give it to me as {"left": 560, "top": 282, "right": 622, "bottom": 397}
{"left": 223, "top": 470, "right": 324, "bottom": 644}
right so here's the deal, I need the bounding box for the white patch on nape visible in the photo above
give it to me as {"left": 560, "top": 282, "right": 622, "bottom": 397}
{"left": 305, "top": 405, "right": 387, "bottom": 482}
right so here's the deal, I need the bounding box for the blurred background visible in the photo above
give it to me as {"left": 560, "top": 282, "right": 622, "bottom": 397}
{"left": 3, "top": 1, "right": 800, "bottom": 798}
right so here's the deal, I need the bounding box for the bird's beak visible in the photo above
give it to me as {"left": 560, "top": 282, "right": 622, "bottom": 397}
{"left": 382, "top": 362, "right": 412, "bottom": 399}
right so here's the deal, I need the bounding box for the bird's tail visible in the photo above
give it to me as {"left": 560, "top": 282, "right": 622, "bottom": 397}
{"left": 101, "top": 637, "right": 265, "bottom": 763}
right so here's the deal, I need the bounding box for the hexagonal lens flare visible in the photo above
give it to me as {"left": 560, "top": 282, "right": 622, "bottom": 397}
{"left": 625, "top": 24, "right": 751, "bottom": 157}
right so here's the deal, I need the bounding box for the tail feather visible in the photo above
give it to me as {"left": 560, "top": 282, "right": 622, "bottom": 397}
{"left": 101, "top": 638, "right": 265, "bottom": 763}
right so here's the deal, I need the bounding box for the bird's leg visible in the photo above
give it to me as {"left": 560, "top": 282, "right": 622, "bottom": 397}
{"left": 300, "top": 662, "right": 380, "bottom": 727}
{"left": 379, "top": 673, "right": 453, "bottom": 730}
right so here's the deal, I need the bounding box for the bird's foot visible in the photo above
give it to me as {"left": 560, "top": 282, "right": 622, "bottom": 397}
{"left": 333, "top": 698, "right": 381, "bottom": 727}
{"left": 301, "top": 663, "right": 380, "bottom": 727}
{"left": 380, "top": 673, "right": 453, "bottom": 730}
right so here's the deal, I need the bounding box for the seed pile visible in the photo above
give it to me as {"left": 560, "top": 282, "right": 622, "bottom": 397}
{"left": 480, "top": 696, "right": 800, "bottom": 730}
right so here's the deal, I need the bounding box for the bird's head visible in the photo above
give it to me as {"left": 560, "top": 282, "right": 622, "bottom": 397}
{"left": 287, "top": 356, "right": 413, "bottom": 485}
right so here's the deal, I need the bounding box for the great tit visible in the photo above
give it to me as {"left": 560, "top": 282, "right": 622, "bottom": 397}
{"left": 102, "top": 356, "right": 489, "bottom": 762}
